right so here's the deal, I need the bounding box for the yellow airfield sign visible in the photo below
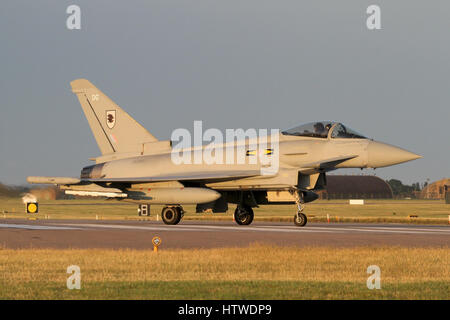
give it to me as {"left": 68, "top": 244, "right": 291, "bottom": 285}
{"left": 26, "top": 202, "right": 38, "bottom": 214}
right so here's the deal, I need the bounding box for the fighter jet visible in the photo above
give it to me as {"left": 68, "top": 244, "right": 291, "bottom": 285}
{"left": 27, "top": 79, "right": 421, "bottom": 226}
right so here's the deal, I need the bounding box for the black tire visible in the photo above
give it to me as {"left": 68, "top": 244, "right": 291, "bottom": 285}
{"left": 294, "top": 213, "right": 307, "bottom": 227}
{"left": 234, "top": 206, "right": 254, "bottom": 225}
{"left": 161, "top": 206, "right": 182, "bottom": 225}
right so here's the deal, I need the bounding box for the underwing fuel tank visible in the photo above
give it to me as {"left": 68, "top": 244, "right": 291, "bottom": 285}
{"left": 125, "top": 187, "right": 221, "bottom": 204}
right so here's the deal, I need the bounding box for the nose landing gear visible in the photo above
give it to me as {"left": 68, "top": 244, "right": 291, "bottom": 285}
{"left": 292, "top": 190, "right": 308, "bottom": 227}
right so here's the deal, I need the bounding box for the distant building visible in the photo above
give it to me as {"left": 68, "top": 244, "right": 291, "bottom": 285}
{"left": 420, "top": 178, "right": 450, "bottom": 200}
{"left": 317, "top": 175, "right": 393, "bottom": 199}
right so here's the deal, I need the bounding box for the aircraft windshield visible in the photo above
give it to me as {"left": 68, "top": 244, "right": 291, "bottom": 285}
{"left": 282, "top": 121, "right": 334, "bottom": 138}
{"left": 282, "top": 122, "right": 367, "bottom": 139}
{"left": 330, "top": 123, "right": 366, "bottom": 139}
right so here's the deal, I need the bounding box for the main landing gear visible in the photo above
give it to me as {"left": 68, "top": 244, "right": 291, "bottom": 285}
{"left": 292, "top": 190, "right": 308, "bottom": 227}
{"left": 157, "top": 190, "right": 308, "bottom": 227}
{"left": 234, "top": 205, "right": 254, "bottom": 225}
{"left": 161, "top": 205, "right": 184, "bottom": 225}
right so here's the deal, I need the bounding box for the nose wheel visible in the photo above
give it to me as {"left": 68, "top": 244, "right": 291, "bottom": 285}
{"left": 294, "top": 212, "right": 307, "bottom": 226}
{"left": 291, "top": 189, "right": 308, "bottom": 227}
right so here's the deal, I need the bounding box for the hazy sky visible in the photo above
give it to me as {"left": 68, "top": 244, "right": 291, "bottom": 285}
{"left": 1, "top": 1, "right": 449, "bottom": 185}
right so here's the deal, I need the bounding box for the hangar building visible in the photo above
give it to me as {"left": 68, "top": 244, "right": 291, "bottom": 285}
{"left": 317, "top": 175, "right": 393, "bottom": 199}
{"left": 420, "top": 178, "right": 450, "bottom": 200}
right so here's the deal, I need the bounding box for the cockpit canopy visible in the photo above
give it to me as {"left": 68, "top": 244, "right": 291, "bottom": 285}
{"left": 282, "top": 122, "right": 366, "bottom": 139}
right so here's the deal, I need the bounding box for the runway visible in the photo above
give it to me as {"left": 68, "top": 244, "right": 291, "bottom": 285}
{"left": 0, "top": 219, "right": 449, "bottom": 249}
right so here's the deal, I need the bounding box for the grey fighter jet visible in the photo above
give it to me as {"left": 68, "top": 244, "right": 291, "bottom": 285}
{"left": 27, "top": 79, "right": 421, "bottom": 226}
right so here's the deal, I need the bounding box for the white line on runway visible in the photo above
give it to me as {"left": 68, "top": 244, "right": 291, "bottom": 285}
{"left": 0, "top": 223, "right": 80, "bottom": 230}
{"left": 254, "top": 224, "right": 450, "bottom": 233}
{"left": 55, "top": 223, "right": 340, "bottom": 234}
{"left": 356, "top": 226, "right": 450, "bottom": 233}
{"left": 51, "top": 222, "right": 450, "bottom": 235}
{"left": 2, "top": 221, "right": 449, "bottom": 235}
{"left": 189, "top": 224, "right": 450, "bottom": 235}
{"left": 175, "top": 224, "right": 343, "bottom": 234}
{"left": 54, "top": 223, "right": 212, "bottom": 232}
{"left": 286, "top": 226, "right": 450, "bottom": 235}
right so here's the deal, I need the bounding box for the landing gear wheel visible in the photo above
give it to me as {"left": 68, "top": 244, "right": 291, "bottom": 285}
{"left": 294, "top": 213, "right": 307, "bottom": 227}
{"left": 234, "top": 206, "right": 254, "bottom": 225}
{"left": 161, "top": 206, "right": 183, "bottom": 225}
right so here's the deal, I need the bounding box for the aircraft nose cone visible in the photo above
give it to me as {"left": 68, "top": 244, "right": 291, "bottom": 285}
{"left": 368, "top": 141, "right": 422, "bottom": 168}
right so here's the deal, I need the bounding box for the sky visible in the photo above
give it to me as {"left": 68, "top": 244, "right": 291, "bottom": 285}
{"left": 1, "top": 1, "right": 449, "bottom": 186}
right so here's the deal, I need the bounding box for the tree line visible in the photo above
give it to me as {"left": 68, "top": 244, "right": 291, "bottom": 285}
{"left": 0, "top": 182, "right": 30, "bottom": 197}
{"left": 386, "top": 179, "right": 424, "bottom": 198}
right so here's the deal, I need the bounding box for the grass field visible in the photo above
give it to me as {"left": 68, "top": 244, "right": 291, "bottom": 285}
{"left": 0, "top": 197, "right": 449, "bottom": 224}
{"left": 1, "top": 197, "right": 448, "bottom": 299}
{"left": 0, "top": 245, "right": 448, "bottom": 299}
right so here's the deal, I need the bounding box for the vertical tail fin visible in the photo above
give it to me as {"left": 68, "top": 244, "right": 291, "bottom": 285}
{"left": 70, "top": 79, "right": 157, "bottom": 155}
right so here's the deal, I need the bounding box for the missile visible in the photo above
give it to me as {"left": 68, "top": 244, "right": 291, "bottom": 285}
{"left": 126, "top": 187, "right": 221, "bottom": 204}
{"left": 65, "top": 190, "right": 128, "bottom": 198}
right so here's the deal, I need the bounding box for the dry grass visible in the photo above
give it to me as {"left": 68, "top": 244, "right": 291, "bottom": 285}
{"left": 1, "top": 245, "right": 447, "bottom": 282}
{"left": 0, "top": 245, "right": 448, "bottom": 299}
